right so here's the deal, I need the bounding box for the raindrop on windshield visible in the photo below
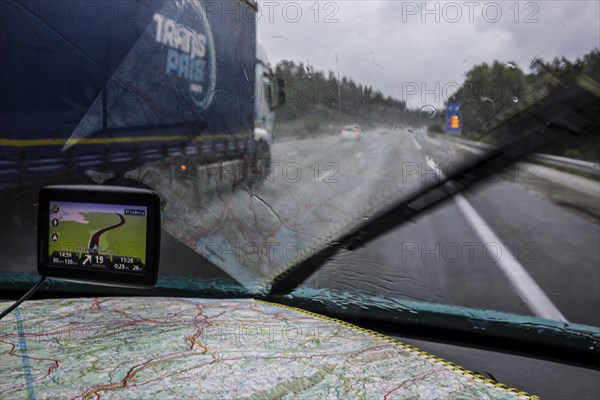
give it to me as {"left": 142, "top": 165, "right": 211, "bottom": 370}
{"left": 272, "top": 35, "right": 290, "bottom": 42}
{"left": 304, "top": 61, "right": 313, "bottom": 78}
{"left": 505, "top": 61, "right": 517, "bottom": 69}
{"left": 420, "top": 105, "right": 437, "bottom": 118}
{"left": 511, "top": 96, "right": 519, "bottom": 103}
{"left": 362, "top": 51, "right": 380, "bottom": 68}
{"left": 480, "top": 96, "right": 495, "bottom": 107}
{"left": 392, "top": 124, "right": 404, "bottom": 133}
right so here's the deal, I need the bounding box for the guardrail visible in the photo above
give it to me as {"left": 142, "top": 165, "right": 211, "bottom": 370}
{"left": 530, "top": 153, "right": 599, "bottom": 177}
{"left": 443, "top": 136, "right": 600, "bottom": 178}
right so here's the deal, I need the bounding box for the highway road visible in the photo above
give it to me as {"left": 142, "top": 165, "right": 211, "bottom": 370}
{"left": 0, "top": 127, "right": 598, "bottom": 327}
{"left": 274, "top": 129, "right": 599, "bottom": 326}
{"left": 88, "top": 213, "right": 126, "bottom": 251}
{"left": 142, "top": 126, "right": 598, "bottom": 326}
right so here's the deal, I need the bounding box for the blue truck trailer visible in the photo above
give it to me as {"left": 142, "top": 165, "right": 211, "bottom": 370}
{"left": 1, "top": 0, "right": 279, "bottom": 190}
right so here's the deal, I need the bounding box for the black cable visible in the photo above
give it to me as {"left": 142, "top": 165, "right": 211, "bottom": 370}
{"left": 0, "top": 276, "right": 47, "bottom": 320}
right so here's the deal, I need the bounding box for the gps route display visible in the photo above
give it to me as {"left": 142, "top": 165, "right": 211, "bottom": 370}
{"left": 38, "top": 186, "right": 160, "bottom": 288}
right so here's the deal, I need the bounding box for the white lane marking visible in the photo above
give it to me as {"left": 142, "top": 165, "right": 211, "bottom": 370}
{"left": 453, "top": 195, "right": 567, "bottom": 322}
{"left": 423, "top": 134, "right": 438, "bottom": 144}
{"left": 412, "top": 137, "right": 422, "bottom": 150}
{"left": 426, "top": 157, "right": 568, "bottom": 322}
{"left": 317, "top": 171, "right": 329, "bottom": 182}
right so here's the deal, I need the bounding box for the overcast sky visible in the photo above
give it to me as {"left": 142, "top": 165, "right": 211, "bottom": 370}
{"left": 256, "top": 1, "right": 600, "bottom": 108}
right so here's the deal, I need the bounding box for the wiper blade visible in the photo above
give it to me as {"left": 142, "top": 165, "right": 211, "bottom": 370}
{"left": 268, "top": 76, "right": 600, "bottom": 298}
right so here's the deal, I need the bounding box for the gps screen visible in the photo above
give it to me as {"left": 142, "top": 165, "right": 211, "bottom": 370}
{"left": 47, "top": 201, "right": 148, "bottom": 274}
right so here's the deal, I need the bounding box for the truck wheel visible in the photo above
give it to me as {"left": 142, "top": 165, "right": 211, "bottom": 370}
{"left": 246, "top": 140, "right": 271, "bottom": 189}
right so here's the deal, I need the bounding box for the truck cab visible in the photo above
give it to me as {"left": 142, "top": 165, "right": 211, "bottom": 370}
{"left": 245, "top": 44, "right": 285, "bottom": 185}
{"left": 255, "top": 45, "right": 276, "bottom": 145}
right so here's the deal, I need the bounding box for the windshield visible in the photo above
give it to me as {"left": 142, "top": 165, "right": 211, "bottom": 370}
{"left": 1, "top": 0, "right": 599, "bottom": 338}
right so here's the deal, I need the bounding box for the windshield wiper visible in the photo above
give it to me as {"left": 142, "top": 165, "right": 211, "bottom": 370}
{"left": 268, "top": 76, "right": 600, "bottom": 298}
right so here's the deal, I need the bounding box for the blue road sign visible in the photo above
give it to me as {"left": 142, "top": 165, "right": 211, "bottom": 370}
{"left": 445, "top": 102, "right": 462, "bottom": 134}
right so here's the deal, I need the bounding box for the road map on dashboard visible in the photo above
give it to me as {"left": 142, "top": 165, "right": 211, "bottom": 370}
{"left": 0, "top": 297, "right": 534, "bottom": 399}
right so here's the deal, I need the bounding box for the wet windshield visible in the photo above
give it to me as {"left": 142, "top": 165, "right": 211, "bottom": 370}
{"left": 1, "top": 0, "right": 599, "bottom": 333}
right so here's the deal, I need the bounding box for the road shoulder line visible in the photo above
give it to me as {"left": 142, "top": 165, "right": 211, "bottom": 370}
{"left": 427, "top": 157, "right": 567, "bottom": 322}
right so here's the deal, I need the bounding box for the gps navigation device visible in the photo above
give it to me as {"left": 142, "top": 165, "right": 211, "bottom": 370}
{"left": 38, "top": 185, "right": 161, "bottom": 288}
